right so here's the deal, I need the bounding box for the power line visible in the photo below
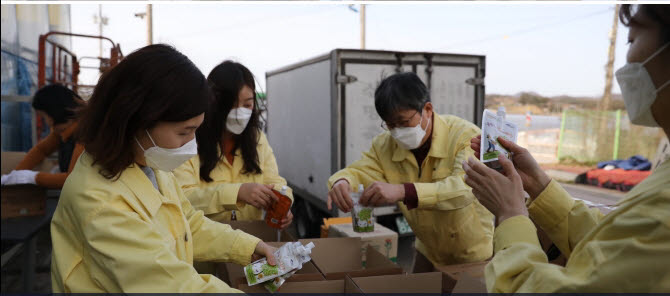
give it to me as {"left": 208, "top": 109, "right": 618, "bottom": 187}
{"left": 434, "top": 8, "right": 612, "bottom": 51}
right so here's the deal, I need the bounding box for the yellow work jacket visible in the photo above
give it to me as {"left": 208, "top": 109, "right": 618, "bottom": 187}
{"left": 51, "top": 152, "right": 260, "bottom": 293}
{"left": 174, "top": 132, "right": 293, "bottom": 222}
{"left": 486, "top": 159, "right": 670, "bottom": 292}
{"left": 328, "top": 114, "right": 494, "bottom": 265}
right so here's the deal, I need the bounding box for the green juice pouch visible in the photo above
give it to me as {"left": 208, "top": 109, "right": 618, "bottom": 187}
{"left": 351, "top": 184, "right": 375, "bottom": 233}
{"left": 480, "top": 107, "right": 518, "bottom": 172}
{"left": 244, "top": 242, "right": 315, "bottom": 287}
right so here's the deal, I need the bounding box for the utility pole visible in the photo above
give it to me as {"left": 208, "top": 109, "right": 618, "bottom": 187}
{"left": 600, "top": 4, "right": 619, "bottom": 111}
{"left": 360, "top": 4, "right": 366, "bottom": 49}
{"left": 135, "top": 5, "right": 153, "bottom": 45}
{"left": 596, "top": 4, "right": 620, "bottom": 160}
{"left": 147, "top": 4, "right": 153, "bottom": 45}
{"left": 93, "top": 5, "right": 108, "bottom": 57}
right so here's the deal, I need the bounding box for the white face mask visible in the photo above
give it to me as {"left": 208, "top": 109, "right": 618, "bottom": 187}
{"left": 135, "top": 130, "right": 198, "bottom": 172}
{"left": 226, "top": 107, "right": 253, "bottom": 135}
{"left": 390, "top": 111, "right": 430, "bottom": 150}
{"left": 615, "top": 43, "right": 669, "bottom": 127}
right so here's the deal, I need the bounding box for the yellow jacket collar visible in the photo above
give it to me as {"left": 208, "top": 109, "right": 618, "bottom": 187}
{"left": 118, "top": 163, "right": 164, "bottom": 217}
{"left": 391, "top": 113, "right": 450, "bottom": 162}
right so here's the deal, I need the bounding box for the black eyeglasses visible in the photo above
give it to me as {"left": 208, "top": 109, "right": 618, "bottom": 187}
{"left": 381, "top": 110, "right": 421, "bottom": 130}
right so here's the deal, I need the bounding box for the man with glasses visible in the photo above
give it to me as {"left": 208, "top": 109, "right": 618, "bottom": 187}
{"left": 327, "top": 72, "right": 493, "bottom": 270}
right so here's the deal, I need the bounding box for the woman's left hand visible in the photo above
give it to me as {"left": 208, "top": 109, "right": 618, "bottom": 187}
{"left": 462, "top": 154, "right": 528, "bottom": 226}
{"left": 279, "top": 210, "right": 293, "bottom": 230}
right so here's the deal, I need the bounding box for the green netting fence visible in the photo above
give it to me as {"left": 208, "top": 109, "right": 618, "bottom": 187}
{"left": 557, "top": 109, "right": 663, "bottom": 164}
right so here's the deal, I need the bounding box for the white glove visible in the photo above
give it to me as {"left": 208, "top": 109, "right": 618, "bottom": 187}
{"left": 1, "top": 174, "right": 9, "bottom": 185}
{"left": 3, "top": 170, "right": 38, "bottom": 185}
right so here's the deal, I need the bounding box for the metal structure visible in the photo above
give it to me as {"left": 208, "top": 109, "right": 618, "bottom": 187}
{"left": 37, "top": 31, "right": 123, "bottom": 92}
{"left": 34, "top": 31, "right": 123, "bottom": 141}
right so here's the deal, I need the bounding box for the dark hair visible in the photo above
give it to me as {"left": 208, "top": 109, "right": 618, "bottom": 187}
{"left": 620, "top": 4, "right": 670, "bottom": 43}
{"left": 198, "top": 61, "right": 262, "bottom": 182}
{"left": 374, "top": 72, "right": 430, "bottom": 123}
{"left": 32, "top": 84, "right": 82, "bottom": 124}
{"left": 77, "top": 44, "right": 212, "bottom": 180}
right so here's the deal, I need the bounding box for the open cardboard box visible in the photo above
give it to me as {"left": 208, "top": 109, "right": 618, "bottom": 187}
{"left": 217, "top": 220, "right": 300, "bottom": 285}
{"left": 328, "top": 222, "right": 398, "bottom": 264}
{"left": 349, "top": 272, "right": 443, "bottom": 293}
{"left": 239, "top": 276, "right": 362, "bottom": 293}
{"left": 434, "top": 260, "right": 489, "bottom": 293}
{"left": 298, "top": 237, "right": 403, "bottom": 280}
{"left": 1, "top": 151, "right": 55, "bottom": 219}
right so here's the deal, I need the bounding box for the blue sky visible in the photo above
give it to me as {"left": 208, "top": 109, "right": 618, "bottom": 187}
{"left": 71, "top": 3, "right": 629, "bottom": 97}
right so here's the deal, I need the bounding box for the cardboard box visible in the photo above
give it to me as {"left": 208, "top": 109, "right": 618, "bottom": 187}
{"left": 328, "top": 222, "right": 398, "bottom": 264}
{"left": 298, "top": 237, "right": 403, "bottom": 280}
{"left": 217, "top": 220, "right": 298, "bottom": 285}
{"left": 350, "top": 272, "right": 444, "bottom": 293}
{"left": 321, "top": 217, "right": 352, "bottom": 238}
{"left": 434, "top": 260, "right": 489, "bottom": 292}
{"left": 452, "top": 272, "right": 487, "bottom": 293}
{"left": 1, "top": 152, "right": 55, "bottom": 219}
{"left": 239, "top": 277, "right": 362, "bottom": 293}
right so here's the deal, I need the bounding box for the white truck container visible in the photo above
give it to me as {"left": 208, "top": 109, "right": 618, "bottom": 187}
{"left": 265, "top": 49, "right": 485, "bottom": 237}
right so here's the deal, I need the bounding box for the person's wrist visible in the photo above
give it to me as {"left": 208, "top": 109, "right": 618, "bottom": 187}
{"left": 396, "top": 184, "right": 406, "bottom": 202}
{"left": 527, "top": 171, "right": 551, "bottom": 201}
{"left": 496, "top": 207, "right": 528, "bottom": 226}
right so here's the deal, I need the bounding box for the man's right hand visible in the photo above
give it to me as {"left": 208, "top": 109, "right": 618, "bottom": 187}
{"left": 470, "top": 135, "right": 551, "bottom": 200}
{"left": 238, "top": 183, "right": 277, "bottom": 210}
{"left": 328, "top": 179, "right": 354, "bottom": 212}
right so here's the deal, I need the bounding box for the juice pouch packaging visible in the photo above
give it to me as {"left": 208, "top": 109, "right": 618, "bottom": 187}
{"left": 244, "top": 241, "right": 315, "bottom": 287}
{"left": 266, "top": 185, "right": 292, "bottom": 229}
{"left": 263, "top": 241, "right": 315, "bottom": 293}
{"left": 351, "top": 184, "right": 374, "bottom": 232}
{"left": 480, "top": 107, "right": 518, "bottom": 171}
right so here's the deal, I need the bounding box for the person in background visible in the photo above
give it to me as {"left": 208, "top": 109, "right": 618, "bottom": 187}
{"left": 1, "top": 84, "right": 85, "bottom": 188}
{"left": 327, "top": 72, "right": 493, "bottom": 270}
{"left": 463, "top": 4, "right": 669, "bottom": 292}
{"left": 51, "top": 45, "right": 276, "bottom": 293}
{"left": 175, "top": 61, "right": 293, "bottom": 228}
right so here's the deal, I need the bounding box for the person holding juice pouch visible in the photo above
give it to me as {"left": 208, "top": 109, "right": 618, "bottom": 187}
{"left": 50, "top": 45, "right": 277, "bottom": 293}
{"left": 174, "top": 61, "right": 293, "bottom": 227}
{"left": 327, "top": 72, "right": 493, "bottom": 270}
{"left": 480, "top": 107, "right": 518, "bottom": 171}
{"left": 463, "top": 4, "right": 670, "bottom": 292}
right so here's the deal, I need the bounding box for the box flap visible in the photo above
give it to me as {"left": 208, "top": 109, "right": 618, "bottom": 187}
{"left": 434, "top": 260, "right": 488, "bottom": 280}
{"left": 364, "top": 245, "right": 395, "bottom": 268}
{"left": 298, "top": 237, "right": 363, "bottom": 274}
{"left": 435, "top": 260, "right": 488, "bottom": 293}
{"left": 352, "top": 272, "right": 442, "bottom": 293}
{"left": 452, "top": 272, "right": 487, "bottom": 293}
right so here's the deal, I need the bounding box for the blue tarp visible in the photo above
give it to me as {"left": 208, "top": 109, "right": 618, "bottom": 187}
{"left": 597, "top": 155, "right": 651, "bottom": 171}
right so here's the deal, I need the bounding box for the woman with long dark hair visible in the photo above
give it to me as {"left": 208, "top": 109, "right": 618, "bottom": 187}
{"left": 1, "top": 84, "right": 84, "bottom": 188}
{"left": 51, "top": 45, "right": 276, "bottom": 293}
{"left": 175, "top": 61, "right": 292, "bottom": 227}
